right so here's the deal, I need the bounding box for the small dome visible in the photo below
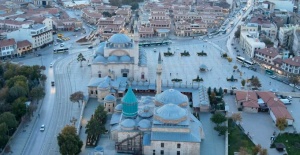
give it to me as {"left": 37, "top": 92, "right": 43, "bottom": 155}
{"left": 108, "top": 34, "right": 131, "bottom": 44}
{"left": 96, "top": 42, "right": 105, "bottom": 55}
{"left": 94, "top": 146, "right": 104, "bottom": 152}
{"left": 120, "top": 119, "right": 135, "bottom": 130}
{"left": 115, "top": 104, "right": 123, "bottom": 112}
{"left": 120, "top": 55, "right": 131, "bottom": 62}
{"left": 98, "top": 78, "right": 110, "bottom": 90}
{"left": 107, "top": 55, "right": 119, "bottom": 62}
{"left": 138, "top": 106, "right": 153, "bottom": 118}
{"left": 93, "top": 55, "right": 106, "bottom": 63}
{"left": 155, "top": 89, "right": 188, "bottom": 107}
{"left": 154, "top": 103, "right": 187, "bottom": 124}
{"left": 104, "top": 94, "right": 116, "bottom": 102}
{"left": 138, "top": 119, "right": 151, "bottom": 130}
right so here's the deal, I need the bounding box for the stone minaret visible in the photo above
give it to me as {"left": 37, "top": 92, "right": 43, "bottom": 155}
{"left": 156, "top": 53, "right": 162, "bottom": 94}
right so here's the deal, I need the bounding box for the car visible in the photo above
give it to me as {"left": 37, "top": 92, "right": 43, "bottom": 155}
{"left": 36, "top": 54, "right": 41, "bottom": 57}
{"left": 54, "top": 43, "right": 58, "bottom": 46}
{"left": 204, "top": 40, "right": 208, "bottom": 42}
{"left": 234, "top": 47, "right": 237, "bottom": 49}
{"left": 51, "top": 81, "right": 55, "bottom": 86}
{"left": 236, "top": 50, "right": 239, "bottom": 52}
{"left": 50, "top": 63, "right": 53, "bottom": 68}
{"left": 287, "top": 96, "right": 292, "bottom": 101}
{"left": 270, "top": 75, "right": 276, "bottom": 79}
{"left": 88, "top": 46, "right": 93, "bottom": 49}
{"left": 88, "top": 63, "right": 91, "bottom": 66}
{"left": 60, "top": 43, "right": 64, "bottom": 47}
{"left": 289, "top": 83, "right": 295, "bottom": 87}
{"left": 40, "top": 124, "right": 45, "bottom": 131}
{"left": 237, "top": 54, "right": 241, "bottom": 56}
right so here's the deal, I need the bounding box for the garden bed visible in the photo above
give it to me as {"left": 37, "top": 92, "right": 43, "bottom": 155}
{"left": 271, "top": 133, "right": 300, "bottom": 155}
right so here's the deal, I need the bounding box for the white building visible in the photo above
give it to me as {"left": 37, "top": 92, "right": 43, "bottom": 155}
{"left": 281, "top": 56, "right": 300, "bottom": 74}
{"left": 278, "top": 24, "right": 297, "bottom": 47}
{"left": 0, "top": 39, "right": 16, "bottom": 58}
{"left": 240, "top": 31, "right": 266, "bottom": 57}
{"left": 292, "top": 29, "right": 300, "bottom": 56}
{"left": 7, "top": 23, "right": 53, "bottom": 50}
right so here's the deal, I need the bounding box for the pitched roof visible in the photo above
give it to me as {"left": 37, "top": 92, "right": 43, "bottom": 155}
{"left": 17, "top": 40, "right": 32, "bottom": 48}
{"left": 235, "top": 91, "right": 258, "bottom": 102}
{"left": 282, "top": 56, "right": 300, "bottom": 67}
{"left": 256, "top": 91, "right": 276, "bottom": 103}
{"left": 0, "top": 39, "right": 16, "bottom": 47}
{"left": 256, "top": 47, "right": 279, "bottom": 58}
{"left": 270, "top": 106, "right": 293, "bottom": 120}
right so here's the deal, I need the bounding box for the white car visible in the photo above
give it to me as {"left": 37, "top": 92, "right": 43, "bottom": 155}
{"left": 287, "top": 96, "right": 292, "bottom": 101}
{"left": 40, "top": 124, "right": 45, "bottom": 131}
{"left": 270, "top": 75, "right": 276, "bottom": 79}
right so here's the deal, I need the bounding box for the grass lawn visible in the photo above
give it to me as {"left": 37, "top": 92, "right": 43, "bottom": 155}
{"left": 272, "top": 133, "right": 300, "bottom": 155}
{"left": 228, "top": 119, "right": 255, "bottom": 155}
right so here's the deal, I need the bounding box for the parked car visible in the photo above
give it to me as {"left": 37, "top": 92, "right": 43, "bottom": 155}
{"left": 287, "top": 96, "right": 292, "bottom": 101}
{"left": 50, "top": 63, "right": 53, "bottom": 68}
{"left": 51, "top": 81, "right": 55, "bottom": 86}
{"left": 60, "top": 43, "right": 64, "bottom": 47}
{"left": 270, "top": 75, "right": 276, "bottom": 79}
{"left": 88, "top": 46, "right": 93, "bottom": 49}
{"left": 36, "top": 54, "right": 41, "bottom": 57}
{"left": 40, "top": 124, "right": 45, "bottom": 131}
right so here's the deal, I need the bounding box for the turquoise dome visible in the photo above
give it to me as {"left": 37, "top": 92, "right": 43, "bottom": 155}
{"left": 122, "top": 87, "right": 138, "bottom": 117}
{"left": 108, "top": 34, "right": 131, "bottom": 44}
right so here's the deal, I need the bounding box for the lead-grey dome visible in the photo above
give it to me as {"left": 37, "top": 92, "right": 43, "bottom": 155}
{"left": 155, "top": 89, "right": 188, "bottom": 107}
{"left": 93, "top": 55, "right": 106, "bottom": 63}
{"left": 138, "top": 119, "right": 151, "bottom": 131}
{"left": 120, "top": 119, "right": 135, "bottom": 130}
{"left": 107, "top": 55, "right": 119, "bottom": 62}
{"left": 108, "top": 34, "right": 131, "bottom": 44}
{"left": 154, "top": 103, "right": 187, "bottom": 124}
{"left": 104, "top": 94, "right": 116, "bottom": 102}
{"left": 138, "top": 106, "right": 153, "bottom": 118}
{"left": 114, "top": 104, "right": 122, "bottom": 112}
{"left": 96, "top": 42, "right": 105, "bottom": 55}
{"left": 120, "top": 55, "right": 131, "bottom": 62}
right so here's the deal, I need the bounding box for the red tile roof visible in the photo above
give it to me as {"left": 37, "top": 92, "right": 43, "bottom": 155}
{"left": 0, "top": 39, "right": 16, "bottom": 47}
{"left": 256, "top": 47, "right": 279, "bottom": 58}
{"left": 282, "top": 56, "right": 300, "bottom": 67}
{"left": 270, "top": 106, "right": 293, "bottom": 120}
{"left": 235, "top": 91, "right": 258, "bottom": 102}
{"left": 17, "top": 40, "right": 32, "bottom": 48}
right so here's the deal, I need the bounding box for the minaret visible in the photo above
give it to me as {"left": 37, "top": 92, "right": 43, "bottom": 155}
{"left": 156, "top": 53, "right": 162, "bottom": 94}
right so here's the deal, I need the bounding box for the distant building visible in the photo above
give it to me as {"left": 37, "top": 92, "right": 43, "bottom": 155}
{"left": 253, "top": 47, "right": 282, "bottom": 73}
{"left": 7, "top": 23, "right": 53, "bottom": 50}
{"left": 239, "top": 31, "right": 266, "bottom": 57}
{"left": 0, "top": 38, "right": 16, "bottom": 58}
{"left": 17, "top": 40, "right": 32, "bottom": 56}
{"left": 281, "top": 56, "right": 300, "bottom": 74}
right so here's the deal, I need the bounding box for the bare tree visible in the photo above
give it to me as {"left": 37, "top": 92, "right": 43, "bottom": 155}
{"left": 231, "top": 112, "right": 242, "bottom": 125}
{"left": 69, "top": 91, "right": 84, "bottom": 107}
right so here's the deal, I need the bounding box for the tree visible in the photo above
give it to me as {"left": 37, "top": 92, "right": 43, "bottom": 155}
{"left": 0, "top": 112, "right": 18, "bottom": 129}
{"left": 207, "top": 87, "right": 211, "bottom": 96}
{"left": 233, "top": 65, "right": 238, "bottom": 70}
{"left": 0, "top": 123, "right": 9, "bottom": 149}
{"left": 40, "top": 74, "right": 47, "bottom": 85}
{"left": 234, "top": 26, "right": 241, "bottom": 38}
{"left": 85, "top": 117, "right": 105, "bottom": 146}
{"left": 70, "top": 91, "right": 84, "bottom": 107}
{"left": 213, "top": 87, "right": 217, "bottom": 94}
{"left": 12, "top": 97, "right": 27, "bottom": 121}
{"left": 57, "top": 125, "right": 83, "bottom": 155}
{"left": 30, "top": 86, "right": 45, "bottom": 103}
{"left": 214, "top": 125, "right": 228, "bottom": 136}
{"left": 259, "top": 148, "right": 268, "bottom": 155}
{"left": 231, "top": 112, "right": 242, "bottom": 125}
{"left": 252, "top": 144, "right": 262, "bottom": 155}
{"left": 239, "top": 147, "right": 248, "bottom": 155}
{"left": 276, "top": 117, "right": 287, "bottom": 133}
{"left": 102, "top": 11, "right": 112, "bottom": 17}
{"left": 210, "top": 112, "right": 227, "bottom": 126}
{"left": 94, "top": 105, "right": 107, "bottom": 124}
{"left": 262, "top": 38, "right": 274, "bottom": 47}
{"left": 289, "top": 74, "right": 299, "bottom": 92}
{"left": 77, "top": 53, "right": 86, "bottom": 67}
{"left": 227, "top": 57, "right": 232, "bottom": 62}
{"left": 8, "top": 85, "right": 28, "bottom": 102}
{"left": 218, "top": 87, "right": 223, "bottom": 97}
{"left": 241, "top": 79, "right": 246, "bottom": 87}
{"left": 251, "top": 76, "right": 261, "bottom": 88}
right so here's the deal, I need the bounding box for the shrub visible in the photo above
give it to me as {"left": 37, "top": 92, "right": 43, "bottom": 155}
{"left": 222, "top": 53, "right": 228, "bottom": 58}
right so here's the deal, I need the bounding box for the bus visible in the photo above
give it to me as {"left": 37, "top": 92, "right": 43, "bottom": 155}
{"left": 54, "top": 48, "right": 69, "bottom": 54}
{"left": 237, "top": 56, "right": 254, "bottom": 66}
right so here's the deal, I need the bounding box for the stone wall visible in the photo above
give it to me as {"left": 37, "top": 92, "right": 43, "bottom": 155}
{"left": 150, "top": 141, "right": 200, "bottom": 155}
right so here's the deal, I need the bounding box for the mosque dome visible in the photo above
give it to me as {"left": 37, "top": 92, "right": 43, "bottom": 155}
{"left": 154, "top": 103, "right": 187, "bottom": 124}
{"left": 120, "top": 55, "right": 131, "bottom": 62}
{"left": 104, "top": 94, "right": 116, "bottom": 102}
{"left": 155, "top": 89, "right": 188, "bottom": 107}
{"left": 138, "top": 106, "right": 153, "bottom": 118}
{"left": 122, "top": 87, "right": 138, "bottom": 117}
{"left": 138, "top": 119, "right": 151, "bottom": 131}
{"left": 93, "top": 55, "right": 106, "bottom": 63}
{"left": 108, "top": 34, "right": 132, "bottom": 44}
{"left": 114, "top": 104, "right": 123, "bottom": 113}
{"left": 107, "top": 55, "right": 119, "bottom": 62}
{"left": 120, "top": 119, "right": 136, "bottom": 130}
{"left": 96, "top": 42, "right": 105, "bottom": 55}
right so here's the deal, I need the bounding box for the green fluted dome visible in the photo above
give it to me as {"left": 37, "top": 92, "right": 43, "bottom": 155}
{"left": 122, "top": 87, "right": 138, "bottom": 117}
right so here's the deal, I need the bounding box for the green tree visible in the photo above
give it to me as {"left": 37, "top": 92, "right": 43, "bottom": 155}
{"left": 214, "top": 125, "right": 228, "bottom": 136}
{"left": 234, "top": 26, "right": 241, "bottom": 38}
{"left": 218, "top": 87, "right": 223, "bottom": 97}
{"left": 85, "top": 117, "right": 105, "bottom": 145}
{"left": 102, "top": 11, "right": 112, "bottom": 17}
{"left": 0, "top": 87, "right": 9, "bottom": 102}
{"left": 57, "top": 125, "right": 83, "bottom": 155}
{"left": 40, "top": 74, "right": 47, "bottom": 85}
{"left": 262, "top": 38, "right": 274, "bottom": 47}
{"left": 0, "top": 123, "right": 9, "bottom": 149}
{"left": 276, "top": 117, "right": 287, "bottom": 133}
{"left": 253, "top": 144, "right": 262, "bottom": 155}
{"left": 30, "top": 86, "right": 45, "bottom": 103}
{"left": 241, "top": 79, "right": 246, "bottom": 87}
{"left": 12, "top": 97, "right": 27, "bottom": 121}
{"left": 210, "top": 112, "right": 227, "bottom": 126}
{"left": 70, "top": 91, "right": 84, "bottom": 107}
{"left": 207, "top": 87, "right": 211, "bottom": 96}
{"left": 0, "top": 112, "right": 18, "bottom": 129}
{"left": 94, "top": 105, "right": 107, "bottom": 124}
{"left": 251, "top": 76, "right": 261, "bottom": 88}
{"left": 289, "top": 74, "right": 299, "bottom": 92}
{"left": 77, "top": 53, "right": 86, "bottom": 67}
{"left": 8, "top": 85, "right": 27, "bottom": 102}
{"left": 233, "top": 65, "right": 238, "bottom": 70}
{"left": 6, "top": 75, "right": 27, "bottom": 88}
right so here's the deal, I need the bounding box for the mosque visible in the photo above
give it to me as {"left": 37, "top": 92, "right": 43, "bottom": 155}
{"left": 88, "top": 33, "right": 147, "bottom": 101}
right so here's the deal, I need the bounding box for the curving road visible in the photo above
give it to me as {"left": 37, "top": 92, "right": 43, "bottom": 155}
{"left": 21, "top": 52, "right": 92, "bottom": 155}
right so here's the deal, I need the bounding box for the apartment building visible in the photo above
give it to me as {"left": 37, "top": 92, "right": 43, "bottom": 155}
{"left": 278, "top": 24, "right": 296, "bottom": 47}
{"left": 173, "top": 11, "right": 201, "bottom": 22}
{"left": 0, "top": 20, "right": 32, "bottom": 31}
{"left": 7, "top": 23, "right": 53, "bottom": 50}
{"left": 115, "top": 8, "right": 131, "bottom": 23}
{"left": 240, "top": 31, "right": 266, "bottom": 57}
{"left": 253, "top": 47, "right": 282, "bottom": 72}
{"left": 138, "top": 27, "right": 154, "bottom": 38}
{"left": 175, "top": 20, "right": 192, "bottom": 37}
{"left": 32, "top": 0, "right": 51, "bottom": 6}
{"left": 249, "top": 16, "right": 277, "bottom": 42}
{"left": 90, "top": 0, "right": 103, "bottom": 7}
{"left": 96, "top": 5, "right": 118, "bottom": 14}
{"left": 281, "top": 56, "right": 300, "bottom": 74}
{"left": 292, "top": 29, "right": 300, "bottom": 56}
{"left": 0, "top": 38, "right": 16, "bottom": 58}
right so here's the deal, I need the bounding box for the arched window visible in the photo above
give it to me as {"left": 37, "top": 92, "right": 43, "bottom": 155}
{"left": 90, "top": 90, "right": 93, "bottom": 94}
{"left": 141, "top": 72, "right": 145, "bottom": 79}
